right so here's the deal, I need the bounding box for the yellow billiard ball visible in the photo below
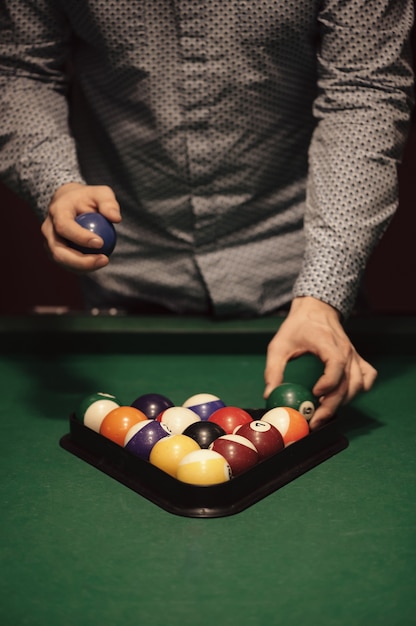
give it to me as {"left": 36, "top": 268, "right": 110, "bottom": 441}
{"left": 177, "top": 449, "right": 232, "bottom": 485}
{"left": 149, "top": 434, "right": 200, "bottom": 478}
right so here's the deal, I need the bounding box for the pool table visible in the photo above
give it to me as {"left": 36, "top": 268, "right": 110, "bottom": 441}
{"left": 0, "top": 314, "right": 415, "bottom": 626}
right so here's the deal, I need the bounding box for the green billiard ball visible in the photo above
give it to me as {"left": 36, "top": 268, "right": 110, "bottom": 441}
{"left": 265, "top": 383, "right": 317, "bottom": 421}
{"left": 75, "top": 392, "right": 122, "bottom": 432}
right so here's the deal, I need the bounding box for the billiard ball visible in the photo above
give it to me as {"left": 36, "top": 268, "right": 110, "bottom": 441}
{"left": 209, "top": 434, "right": 259, "bottom": 476}
{"left": 100, "top": 406, "right": 147, "bottom": 446}
{"left": 149, "top": 434, "right": 201, "bottom": 477}
{"left": 131, "top": 393, "right": 174, "bottom": 419}
{"left": 208, "top": 406, "right": 253, "bottom": 434}
{"left": 261, "top": 407, "right": 309, "bottom": 446}
{"left": 75, "top": 392, "right": 122, "bottom": 432}
{"left": 177, "top": 449, "right": 232, "bottom": 485}
{"left": 156, "top": 406, "right": 201, "bottom": 435}
{"left": 182, "top": 421, "right": 226, "bottom": 448}
{"left": 69, "top": 212, "right": 117, "bottom": 256}
{"left": 234, "top": 420, "right": 284, "bottom": 460}
{"left": 182, "top": 393, "right": 226, "bottom": 420}
{"left": 124, "top": 420, "right": 172, "bottom": 460}
{"left": 265, "top": 382, "right": 317, "bottom": 421}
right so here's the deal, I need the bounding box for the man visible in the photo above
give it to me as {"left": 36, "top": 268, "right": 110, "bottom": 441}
{"left": 0, "top": 1, "right": 414, "bottom": 428}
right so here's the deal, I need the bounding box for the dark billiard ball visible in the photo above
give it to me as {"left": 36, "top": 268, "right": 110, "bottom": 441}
{"left": 182, "top": 420, "right": 226, "bottom": 448}
{"left": 75, "top": 391, "right": 122, "bottom": 432}
{"left": 131, "top": 393, "right": 174, "bottom": 420}
{"left": 209, "top": 434, "right": 259, "bottom": 476}
{"left": 182, "top": 393, "right": 226, "bottom": 420}
{"left": 177, "top": 449, "right": 232, "bottom": 485}
{"left": 261, "top": 407, "right": 310, "bottom": 446}
{"left": 207, "top": 406, "right": 253, "bottom": 434}
{"left": 69, "top": 212, "right": 117, "bottom": 256}
{"left": 265, "top": 382, "right": 317, "bottom": 421}
{"left": 124, "top": 419, "right": 172, "bottom": 459}
{"left": 234, "top": 420, "right": 284, "bottom": 460}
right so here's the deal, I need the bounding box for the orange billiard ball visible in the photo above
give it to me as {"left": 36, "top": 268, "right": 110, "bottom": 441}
{"left": 261, "top": 407, "right": 310, "bottom": 446}
{"left": 100, "top": 406, "right": 147, "bottom": 446}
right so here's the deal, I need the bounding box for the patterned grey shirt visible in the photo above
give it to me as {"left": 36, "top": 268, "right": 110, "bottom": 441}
{"left": 0, "top": 1, "right": 414, "bottom": 317}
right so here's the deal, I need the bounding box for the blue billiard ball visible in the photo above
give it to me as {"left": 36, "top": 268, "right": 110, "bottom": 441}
{"left": 124, "top": 420, "right": 172, "bottom": 460}
{"left": 70, "top": 212, "right": 117, "bottom": 256}
{"left": 182, "top": 393, "right": 226, "bottom": 420}
{"left": 131, "top": 393, "right": 174, "bottom": 420}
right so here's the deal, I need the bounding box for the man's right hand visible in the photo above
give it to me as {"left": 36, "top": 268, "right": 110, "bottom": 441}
{"left": 41, "top": 183, "right": 121, "bottom": 272}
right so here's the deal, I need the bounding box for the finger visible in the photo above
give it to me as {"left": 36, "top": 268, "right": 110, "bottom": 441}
{"left": 343, "top": 358, "right": 365, "bottom": 404}
{"left": 42, "top": 217, "right": 109, "bottom": 272}
{"left": 308, "top": 384, "right": 347, "bottom": 430}
{"left": 342, "top": 357, "right": 378, "bottom": 404}
{"left": 50, "top": 185, "right": 121, "bottom": 223}
{"left": 312, "top": 354, "right": 348, "bottom": 398}
{"left": 49, "top": 190, "right": 92, "bottom": 218}
{"left": 360, "top": 360, "right": 378, "bottom": 391}
{"left": 310, "top": 357, "right": 377, "bottom": 430}
{"left": 85, "top": 186, "right": 122, "bottom": 222}
{"left": 45, "top": 211, "right": 104, "bottom": 252}
{"left": 60, "top": 218, "right": 105, "bottom": 251}
{"left": 52, "top": 243, "right": 110, "bottom": 272}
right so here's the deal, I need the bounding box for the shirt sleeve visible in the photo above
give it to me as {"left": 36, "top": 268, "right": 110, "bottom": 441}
{"left": 293, "top": 0, "right": 415, "bottom": 318}
{"left": 0, "top": 1, "right": 85, "bottom": 219}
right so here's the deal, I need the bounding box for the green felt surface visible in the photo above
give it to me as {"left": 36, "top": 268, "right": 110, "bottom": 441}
{"left": 0, "top": 315, "right": 415, "bottom": 626}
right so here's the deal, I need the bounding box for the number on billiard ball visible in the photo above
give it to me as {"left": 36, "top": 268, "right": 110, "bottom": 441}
{"left": 234, "top": 421, "right": 284, "bottom": 460}
{"left": 69, "top": 212, "right": 117, "bottom": 256}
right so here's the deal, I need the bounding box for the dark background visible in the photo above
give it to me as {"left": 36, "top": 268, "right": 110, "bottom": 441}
{"left": 1, "top": 33, "right": 415, "bottom": 315}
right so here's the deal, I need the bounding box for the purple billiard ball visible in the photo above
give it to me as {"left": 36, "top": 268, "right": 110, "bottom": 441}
{"left": 131, "top": 393, "right": 174, "bottom": 420}
{"left": 124, "top": 420, "right": 172, "bottom": 460}
{"left": 70, "top": 212, "right": 117, "bottom": 256}
{"left": 182, "top": 393, "right": 226, "bottom": 420}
